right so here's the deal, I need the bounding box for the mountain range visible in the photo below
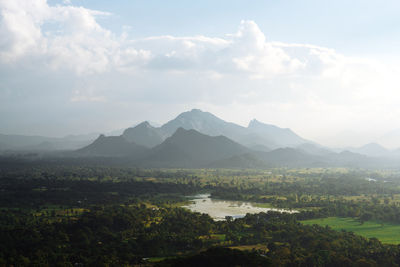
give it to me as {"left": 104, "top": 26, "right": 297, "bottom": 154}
{"left": 78, "top": 108, "right": 310, "bottom": 154}
{"left": 2, "top": 109, "right": 400, "bottom": 168}
{"left": 70, "top": 109, "right": 384, "bottom": 168}
{"left": 0, "top": 133, "right": 97, "bottom": 151}
{"left": 116, "top": 109, "right": 309, "bottom": 150}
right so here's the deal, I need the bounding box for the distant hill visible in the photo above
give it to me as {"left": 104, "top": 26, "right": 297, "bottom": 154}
{"left": 1, "top": 109, "right": 312, "bottom": 154}
{"left": 122, "top": 121, "right": 164, "bottom": 148}
{"left": 76, "top": 135, "right": 149, "bottom": 158}
{"left": 10, "top": 128, "right": 391, "bottom": 168}
{"left": 378, "top": 129, "right": 400, "bottom": 149}
{"left": 0, "top": 133, "right": 96, "bottom": 151}
{"left": 247, "top": 144, "right": 271, "bottom": 152}
{"left": 324, "top": 150, "right": 375, "bottom": 167}
{"left": 8, "top": 108, "right": 398, "bottom": 168}
{"left": 0, "top": 134, "right": 55, "bottom": 149}
{"left": 23, "top": 141, "right": 56, "bottom": 151}
{"left": 208, "top": 153, "right": 266, "bottom": 169}
{"left": 346, "top": 143, "right": 390, "bottom": 157}
{"left": 246, "top": 119, "right": 308, "bottom": 147}
{"left": 255, "top": 148, "right": 322, "bottom": 167}
{"left": 140, "top": 128, "right": 250, "bottom": 167}
{"left": 296, "top": 143, "right": 333, "bottom": 156}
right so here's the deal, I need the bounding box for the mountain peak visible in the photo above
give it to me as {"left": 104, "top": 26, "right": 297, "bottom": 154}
{"left": 178, "top": 109, "right": 211, "bottom": 120}
{"left": 170, "top": 127, "right": 201, "bottom": 139}
{"left": 348, "top": 142, "right": 389, "bottom": 157}
{"left": 174, "top": 127, "right": 188, "bottom": 134}
{"left": 136, "top": 121, "right": 152, "bottom": 128}
{"left": 248, "top": 119, "right": 277, "bottom": 129}
{"left": 150, "top": 127, "right": 249, "bottom": 167}
{"left": 248, "top": 119, "right": 262, "bottom": 127}
{"left": 247, "top": 119, "right": 307, "bottom": 147}
{"left": 190, "top": 108, "right": 203, "bottom": 113}
{"left": 77, "top": 135, "right": 148, "bottom": 157}
{"left": 122, "top": 121, "right": 163, "bottom": 148}
{"left": 161, "top": 109, "right": 233, "bottom": 137}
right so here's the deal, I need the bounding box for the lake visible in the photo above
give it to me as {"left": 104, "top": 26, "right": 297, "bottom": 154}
{"left": 182, "top": 193, "right": 297, "bottom": 221}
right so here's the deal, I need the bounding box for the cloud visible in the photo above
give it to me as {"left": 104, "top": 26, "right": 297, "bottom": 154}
{"left": 0, "top": 0, "right": 150, "bottom": 74}
{"left": 0, "top": 0, "right": 379, "bottom": 83}
{"left": 132, "top": 20, "right": 306, "bottom": 77}
{"left": 0, "top": 2, "right": 333, "bottom": 77}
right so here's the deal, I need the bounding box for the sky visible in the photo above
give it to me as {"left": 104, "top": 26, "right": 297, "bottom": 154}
{"left": 1, "top": 0, "right": 400, "bottom": 148}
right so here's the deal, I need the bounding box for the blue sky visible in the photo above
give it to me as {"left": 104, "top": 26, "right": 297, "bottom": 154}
{"left": 1, "top": 0, "right": 400, "bottom": 147}
{"left": 56, "top": 0, "right": 400, "bottom": 56}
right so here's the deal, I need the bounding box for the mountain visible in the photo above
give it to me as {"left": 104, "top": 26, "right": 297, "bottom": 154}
{"left": 247, "top": 144, "right": 271, "bottom": 152}
{"left": 8, "top": 108, "right": 386, "bottom": 168}
{"left": 208, "top": 153, "right": 266, "bottom": 168}
{"left": 0, "top": 127, "right": 140, "bottom": 152}
{"left": 0, "top": 134, "right": 54, "bottom": 149}
{"left": 160, "top": 109, "right": 247, "bottom": 139}
{"left": 141, "top": 128, "right": 250, "bottom": 167}
{"left": 325, "top": 150, "right": 375, "bottom": 167}
{"left": 296, "top": 143, "right": 333, "bottom": 156}
{"left": 254, "top": 148, "right": 377, "bottom": 168}
{"left": 256, "top": 148, "right": 322, "bottom": 167}
{"left": 122, "top": 121, "right": 164, "bottom": 148}
{"left": 70, "top": 109, "right": 319, "bottom": 166}
{"left": 66, "top": 109, "right": 311, "bottom": 157}
{"left": 235, "top": 132, "right": 279, "bottom": 149}
{"left": 247, "top": 119, "right": 308, "bottom": 147}
{"left": 159, "top": 109, "right": 310, "bottom": 149}
{"left": 76, "top": 135, "right": 149, "bottom": 157}
{"left": 23, "top": 141, "right": 56, "bottom": 151}
{"left": 378, "top": 129, "right": 400, "bottom": 149}
{"left": 0, "top": 133, "right": 96, "bottom": 151}
{"left": 12, "top": 126, "right": 387, "bottom": 168}
{"left": 346, "top": 143, "right": 390, "bottom": 157}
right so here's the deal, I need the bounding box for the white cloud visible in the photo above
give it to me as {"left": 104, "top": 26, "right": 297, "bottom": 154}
{"left": 0, "top": 1, "right": 384, "bottom": 82}
{"left": 133, "top": 20, "right": 306, "bottom": 76}
{"left": 0, "top": 3, "right": 334, "bottom": 77}
{"left": 0, "top": 0, "right": 150, "bottom": 74}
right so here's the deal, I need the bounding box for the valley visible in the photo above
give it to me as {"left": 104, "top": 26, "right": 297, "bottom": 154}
{"left": 2, "top": 162, "right": 400, "bottom": 265}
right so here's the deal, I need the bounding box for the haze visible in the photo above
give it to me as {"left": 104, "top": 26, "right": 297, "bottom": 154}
{"left": 1, "top": 0, "right": 400, "bottom": 148}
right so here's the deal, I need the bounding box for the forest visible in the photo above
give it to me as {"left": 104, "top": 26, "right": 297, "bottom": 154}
{"left": 2, "top": 159, "right": 400, "bottom": 266}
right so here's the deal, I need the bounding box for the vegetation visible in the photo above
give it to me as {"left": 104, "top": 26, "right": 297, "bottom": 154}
{"left": 3, "top": 206, "right": 400, "bottom": 266}
{"left": 302, "top": 217, "right": 400, "bottom": 244}
{"left": 3, "top": 160, "right": 400, "bottom": 265}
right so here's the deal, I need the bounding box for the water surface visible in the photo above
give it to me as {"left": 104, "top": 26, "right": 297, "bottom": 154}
{"left": 183, "top": 194, "right": 296, "bottom": 221}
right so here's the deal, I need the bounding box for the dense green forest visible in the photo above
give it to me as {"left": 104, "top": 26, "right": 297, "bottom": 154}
{"left": 2, "top": 159, "right": 400, "bottom": 266}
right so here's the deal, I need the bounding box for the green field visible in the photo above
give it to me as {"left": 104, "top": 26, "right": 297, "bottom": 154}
{"left": 301, "top": 217, "right": 400, "bottom": 244}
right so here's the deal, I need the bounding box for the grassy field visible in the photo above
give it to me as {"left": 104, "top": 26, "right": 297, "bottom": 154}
{"left": 228, "top": 244, "right": 268, "bottom": 253}
{"left": 301, "top": 217, "right": 400, "bottom": 244}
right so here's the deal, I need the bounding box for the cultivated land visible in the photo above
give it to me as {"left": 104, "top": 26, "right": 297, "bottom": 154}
{"left": 301, "top": 217, "right": 400, "bottom": 244}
